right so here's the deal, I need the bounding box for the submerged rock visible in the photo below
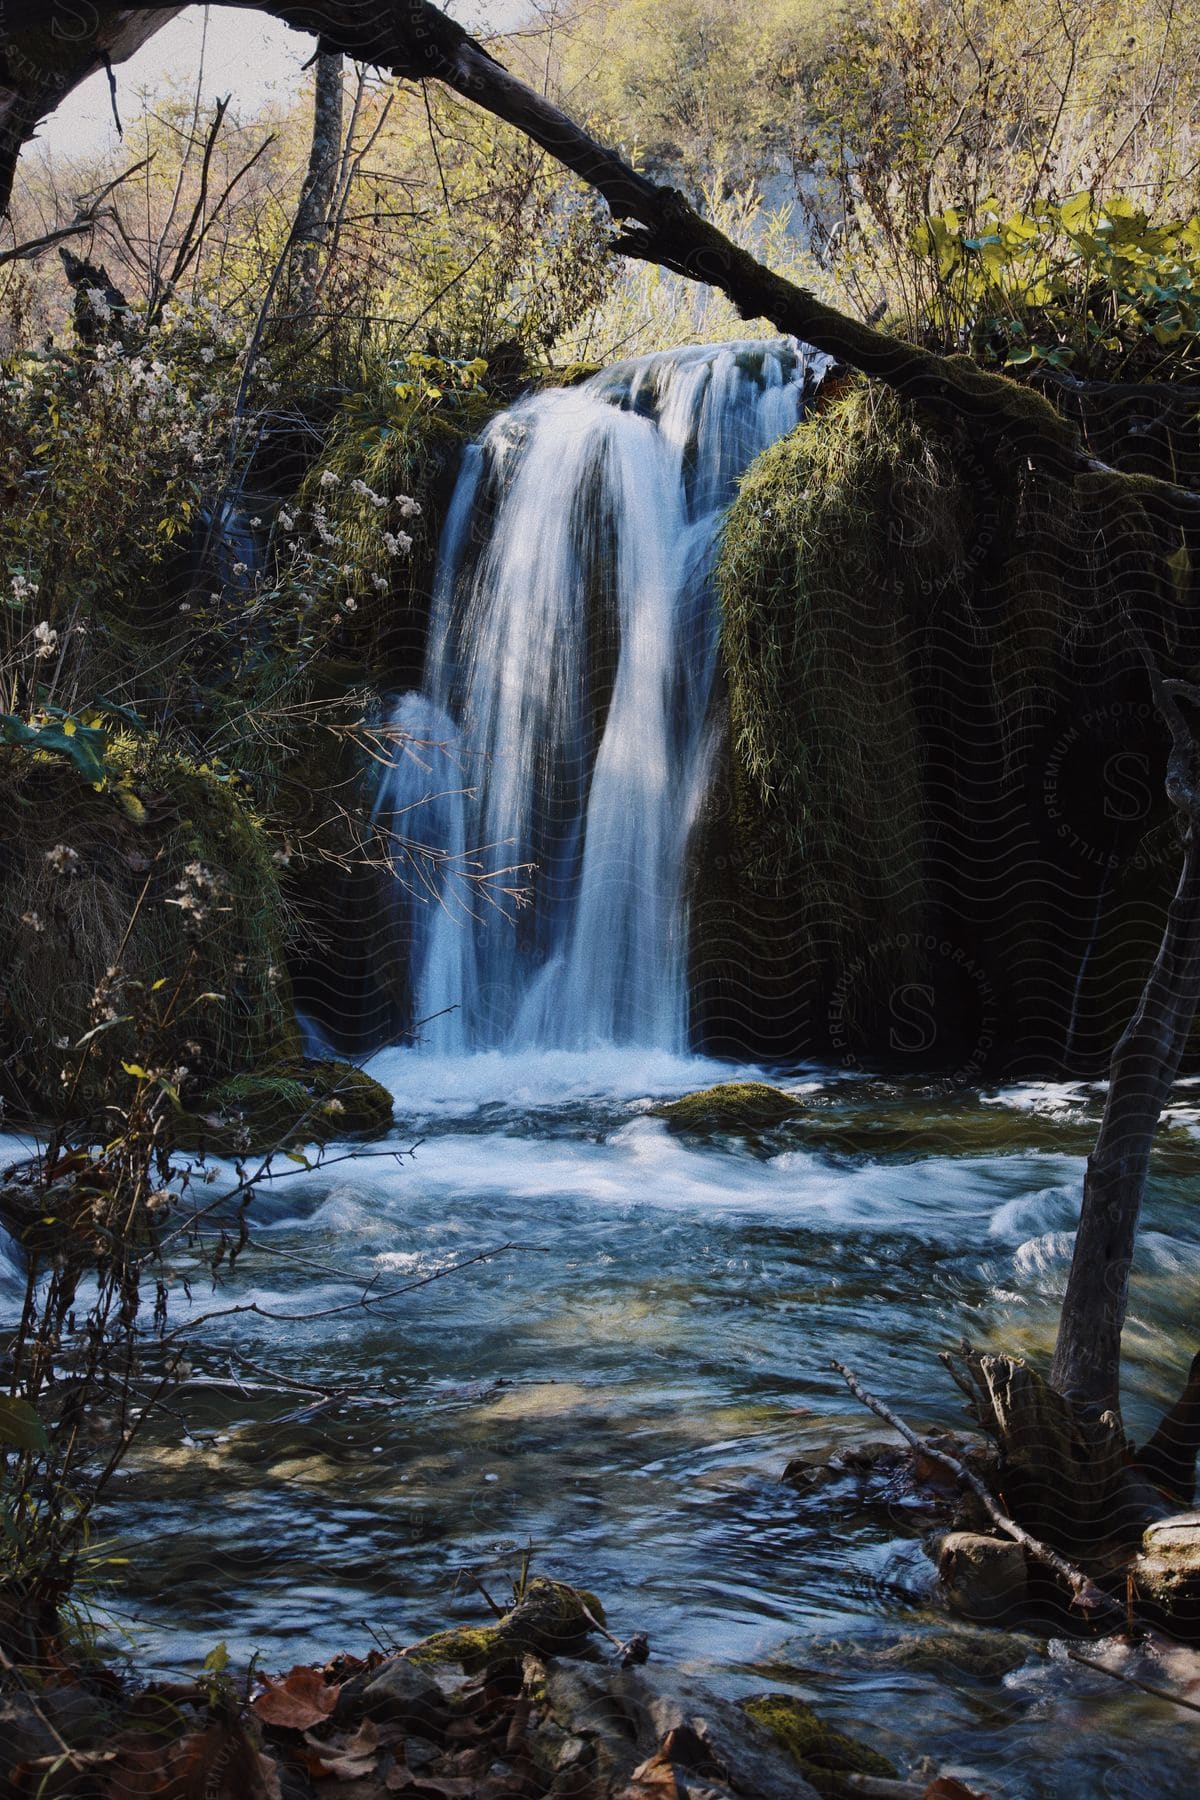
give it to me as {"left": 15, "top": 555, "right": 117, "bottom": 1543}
{"left": 653, "top": 1081, "right": 804, "bottom": 1134}
{"left": 741, "top": 1694, "right": 898, "bottom": 1798}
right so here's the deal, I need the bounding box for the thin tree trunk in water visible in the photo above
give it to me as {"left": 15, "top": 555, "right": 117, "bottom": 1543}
{"left": 1052, "top": 682, "right": 1200, "bottom": 1410}
{"left": 287, "top": 49, "right": 343, "bottom": 318}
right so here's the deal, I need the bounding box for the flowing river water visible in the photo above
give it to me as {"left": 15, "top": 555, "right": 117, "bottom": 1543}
{"left": 5, "top": 1068, "right": 1198, "bottom": 1797}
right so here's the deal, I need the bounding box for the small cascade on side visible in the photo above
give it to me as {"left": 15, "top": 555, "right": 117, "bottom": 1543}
{"left": 379, "top": 339, "right": 827, "bottom": 1054}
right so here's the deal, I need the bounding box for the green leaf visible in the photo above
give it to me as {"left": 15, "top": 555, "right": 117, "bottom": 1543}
{"left": 203, "top": 1642, "right": 230, "bottom": 1674}
{"left": 0, "top": 713, "right": 110, "bottom": 785}
{"left": 0, "top": 1397, "right": 49, "bottom": 1453}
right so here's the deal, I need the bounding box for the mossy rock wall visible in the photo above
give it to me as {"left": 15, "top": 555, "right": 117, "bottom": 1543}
{"left": 696, "top": 378, "right": 1196, "bottom": 1075}
{"left": 0, "top": 741, "right": 299, "bottom": 1122}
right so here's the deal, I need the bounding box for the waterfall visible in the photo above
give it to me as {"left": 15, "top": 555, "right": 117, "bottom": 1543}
{"left": 379, "top": 339, "right": 827, "bottom": 1054}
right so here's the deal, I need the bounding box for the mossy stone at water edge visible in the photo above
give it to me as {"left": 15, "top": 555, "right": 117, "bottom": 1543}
{"left": 742, "top": 1694, "right": 898, "bottom": 1797}
{"left": 652, "top": 1081, "right": 804, "bottom": 1133}
{"left": 403, "top": 1578, "right": 607, "bottom": 1673}
{"left": 180, "top": 1059, "right": 394, "bottom": 1152}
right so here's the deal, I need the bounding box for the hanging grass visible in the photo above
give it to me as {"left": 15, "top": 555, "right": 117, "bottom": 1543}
{"left": 715, "top": 382, "right": 947, "bottom": 1001}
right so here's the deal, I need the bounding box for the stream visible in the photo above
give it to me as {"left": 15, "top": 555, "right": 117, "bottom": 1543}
{"left": 5, "top": 1061, "right": 1196, "bottom": 1797}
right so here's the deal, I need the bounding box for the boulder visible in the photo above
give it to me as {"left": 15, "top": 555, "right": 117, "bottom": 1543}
{"left": 1129, "top": 1511, "right": 1200, "bottom": 1627}
{"left": 937, "top": 1531, "right": 1028, "bottom": 1621}
{"left": 356, "top": 1657, "right": 448, "bottom": 1738}
{"left": 538, "top": 1661, "right": 823, "bottom": 1798}
{"left": 652, "top": 1082, "right": 803, "bottom": 1135}
{"left": 740, "top": 1695, "right": 899, "bottom": 1798}
{"left": 184, "top": 1057, "right": 395, "bottom": 1152}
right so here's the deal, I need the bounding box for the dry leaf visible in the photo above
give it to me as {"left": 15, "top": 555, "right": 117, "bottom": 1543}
{"left": 624, "top": 1749, "right": 683, "bottom": 1797}
{"left": 925, "top": 1780, "right": 992, "bottom": 1800}
{"left": 253, "top": 1665, "right": 340, "bottom": 1731}
{"left": 98, "top": 1722, "right": 282, "bottom": 1799}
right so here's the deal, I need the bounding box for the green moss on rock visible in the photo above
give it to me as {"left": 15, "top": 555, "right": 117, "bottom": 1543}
{"left": 0, "top": 740, "right": 298, "bottom": 1123}
{"left": 714, "top": 384, "right": 937, "bottom": 1001}
{"left": 404, "top": 1578, "right": 605, "bottom": 1673}
{"left": 184, "top": 1059, "right": 394, "bottom": 1152}
{"left": 653, "top": 1081, "right": 803, "bottom": 1134}
{"left": 741, "top": 1694, "right": 898, "bottom": 1797}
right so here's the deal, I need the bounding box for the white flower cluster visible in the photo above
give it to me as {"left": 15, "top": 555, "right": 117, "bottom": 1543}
{"left": 351, "top": 477, "right": 389, "bottom": 510}
{"left": 271, "top": 466, "right": 424, "bottom": 632}
{"left": 9, "top": 573, "right": 37, "bottom": 604}
{"left": 33, "top": 620, "right": 58, "bottom": 659}
{"left": 44, "top": 843, "right": 81, "bottom": 876}
{"left": 84, "top": 285, "right": 113, "bottom": 324}
{"left": 166, "top": 861, "right": 228, "bottom": 930}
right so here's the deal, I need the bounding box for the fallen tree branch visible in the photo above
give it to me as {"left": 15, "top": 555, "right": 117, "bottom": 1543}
{"left": 1066, "top": 1647, "right": 1200, "bottom": 1715}
{"left": 830, "top": 1358, "right": 1123, "bottom": 1621}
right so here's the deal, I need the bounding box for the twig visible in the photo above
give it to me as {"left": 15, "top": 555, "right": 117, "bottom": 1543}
{"left": 1067, "top": 1647, "right": 1200, "bottom": 1716}
{"left": 577, "top": 1598, "right": 650, "bottom": 1667}
{"left": 830, "top": 1359, "right": 1123, "bottom": 1620}
{"left": 846, "top": 1779, "right": 928, "bottom": 1799}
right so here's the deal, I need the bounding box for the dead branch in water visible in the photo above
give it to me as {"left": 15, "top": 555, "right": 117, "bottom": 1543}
{"left": 830, "top": 1358, "right": 1122, "bottom": 1622}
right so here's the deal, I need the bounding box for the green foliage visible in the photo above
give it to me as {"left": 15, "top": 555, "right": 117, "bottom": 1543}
{"left": 914, "top": 194, "right": 1200, "bottom": 378}
{"left": 802, "top": 0, "right": 1200, "bottom": 346}
{"left": 0, "top": 1397, "right": 48, "bottom": 1453}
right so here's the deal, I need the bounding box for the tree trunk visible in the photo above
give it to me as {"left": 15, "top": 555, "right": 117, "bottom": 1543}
{"left": 1052, "top": 826, "right": 1200, "bottom": 1409}
{"left": 286, "top": 49, "right": 343, "bottom": 319}
{"left": 0, "top": 6, "right": 181, "bottom": 192}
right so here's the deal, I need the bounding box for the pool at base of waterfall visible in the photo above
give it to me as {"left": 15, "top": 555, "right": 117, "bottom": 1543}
{"left": 7, "top": 1053, "right": 1198, "bottom": 1798}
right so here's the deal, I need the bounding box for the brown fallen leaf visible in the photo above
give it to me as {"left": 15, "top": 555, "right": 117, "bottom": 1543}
{"left": 97, "top": 1722, "right": 282, "bottom": 1799}
{"left": 253, "top": 1665, "right": 340, "bottom": 1731}
{"left": 303, "top": 1745, "right": 378, "bottom": 1780}
{"left": 925, "top": 1780, "right": 992, "bottom": 1800}
{"left": 624, "top": 1749, "right": 683, "bottom": 1797}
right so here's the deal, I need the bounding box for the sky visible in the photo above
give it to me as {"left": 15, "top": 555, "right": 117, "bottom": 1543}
{"left": 35, "top": 3, "right": 528, "bottom": 165}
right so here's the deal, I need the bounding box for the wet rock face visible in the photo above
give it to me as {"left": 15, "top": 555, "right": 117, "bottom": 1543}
{"left": 356, "top": 1658, "right": 448, "bottom": 1738}
{"left": 937, "top": 1531, "right": 1029, "bottom": 1622}
{"left": 1130, "top": 1512, "right": 1200, "bottom": 1631}
{"left": 538, "top": 1661, "right": 825, "bottom": 1798}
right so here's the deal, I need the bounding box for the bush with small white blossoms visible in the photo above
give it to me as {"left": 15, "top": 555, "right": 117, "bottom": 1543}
{"left": 1, "top": 294, "right": 240, "bottom": 700}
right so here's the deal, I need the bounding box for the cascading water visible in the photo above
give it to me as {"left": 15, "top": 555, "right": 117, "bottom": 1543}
{"left": 379, "top": 339, "right": 827, "bottom": 1054}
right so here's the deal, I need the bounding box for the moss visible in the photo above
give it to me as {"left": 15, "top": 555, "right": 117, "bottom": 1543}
{"left": 183, "top": 1058, "right": 394, "bottom": 1152}
{"left": 403, "top": 1624, "right": 504, "bottom": 1674}
{"left": 652, "top": 1082, "right": 803, "bottom": 1134}
{"left": 403, "top": 1579, "right": 604, "bottom": 1674}
{"left": 0, "top": 738, "right": 297, "bottom": 1124}
{"left": 742, "top": 1694, "right": 898, "bottom": 1798}
{"left": 700, "top": 371, "right": 1151, "bottom": 1064}
{"left": 712, "top": 383, "right": 941, "bottom": 1028}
